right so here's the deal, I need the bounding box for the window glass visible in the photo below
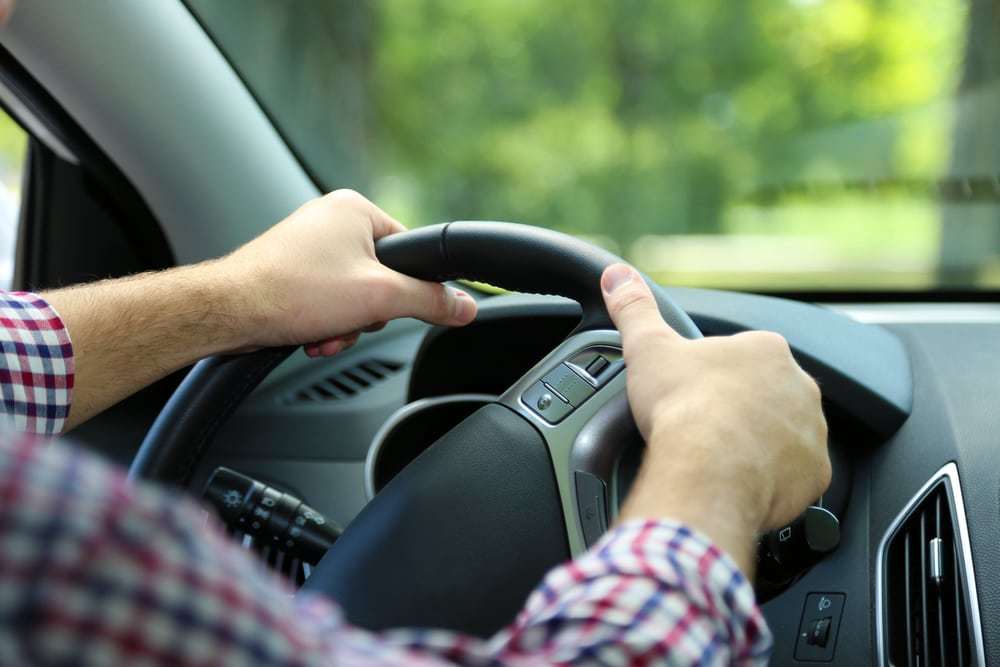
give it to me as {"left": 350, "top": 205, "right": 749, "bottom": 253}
{"left": 0, "top": 110, "right": 25, "bottom": 289}
{"left": 188, "top": 0, "right": 1000, "bottom": 293}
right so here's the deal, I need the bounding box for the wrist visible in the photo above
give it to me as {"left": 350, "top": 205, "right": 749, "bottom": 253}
{"left": 619, "top": 426, "right": 769, "bottom": 577}
{"left": 619, "top": 469, "right": 761, "bottom": 576}
{"left": 190, "top": 259, "right": 270, "bottom": 354}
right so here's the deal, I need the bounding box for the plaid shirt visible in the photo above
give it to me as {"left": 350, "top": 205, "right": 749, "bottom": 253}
{"left": 0, "top": 291, "right": 772, "bottom": 665}
{"left": 0, "top": 292, "right": 73, "bottom": 435}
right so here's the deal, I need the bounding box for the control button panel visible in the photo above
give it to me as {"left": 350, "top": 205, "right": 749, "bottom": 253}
{"left": 523, "top": 380, "right": 573, "bottom": 423}
{"left": 541, "top": 363, "right": 596, "bottom": 406}
{"left": 794, "top": 593, "right": 845, "bottom": 662}
{"left": 521, "top": 346, "right": 624, "bottom": 424}
{"left": 575, "top": 470, "right": 609, "bottom": 547}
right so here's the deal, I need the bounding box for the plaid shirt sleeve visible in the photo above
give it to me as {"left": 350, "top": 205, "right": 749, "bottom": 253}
{"left": 0, "top": 434, "right": 771, "bottom": 666}
{"left": 0, "top": 291, "right": 74, "bottom": 435}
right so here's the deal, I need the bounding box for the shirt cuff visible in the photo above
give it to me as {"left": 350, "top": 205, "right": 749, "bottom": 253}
{"left": 0, "top": 291, "right": 74, "bottom": 435}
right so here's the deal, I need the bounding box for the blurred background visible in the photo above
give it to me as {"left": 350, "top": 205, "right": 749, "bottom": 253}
{"left": 0, "top": 108, "right": 24, "bottom": 288}
{"left": 5, "top": 0, "right": 1000, "bottom": 294}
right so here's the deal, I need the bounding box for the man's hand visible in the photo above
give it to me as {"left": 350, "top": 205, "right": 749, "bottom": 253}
{"left": 45, "top": 191, "right": 476, "bottom": 430}
{"left": 219, "top": 190, "right": 476, "bottom": 357}
{"left": 602, "top": 263, "right": 830, "bottom": 576}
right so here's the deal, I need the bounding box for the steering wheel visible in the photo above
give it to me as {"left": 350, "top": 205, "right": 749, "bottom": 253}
{"left": 129, "top": 221, "right": 703, "bottom": 637}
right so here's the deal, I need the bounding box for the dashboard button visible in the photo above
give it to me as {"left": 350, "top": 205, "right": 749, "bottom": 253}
{"left": 522, "top": 381, "right": 573, "bottom": 423}
{"left": 807, "top": 617, "right": 832, "bottom": 647}
{"left": 574, "top": 471, "right": 609, "bottom": 547}
{"left": 541, "top": 363, "right": 596, "bottom": 406}
{"left": 585, "top": 355, "right": 610, "bottom": 377}
{"left": 794, "top": 593, "right": 845, "bottom": 662}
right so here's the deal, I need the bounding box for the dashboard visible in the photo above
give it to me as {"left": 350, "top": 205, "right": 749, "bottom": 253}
{"left": 196, "top": 288, "right": 1000, "bottom": 666}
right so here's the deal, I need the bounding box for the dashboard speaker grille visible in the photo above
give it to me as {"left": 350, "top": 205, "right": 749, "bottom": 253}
{"left": 285, "top": 359, "right": 404, "bottom": 404}
{"left": 883, "top": 478, "right": 974, "bottom": 666}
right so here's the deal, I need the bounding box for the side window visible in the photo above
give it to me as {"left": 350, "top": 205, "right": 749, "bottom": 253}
{"left": 0, "top": 108, "right": 25, "bottom": 289}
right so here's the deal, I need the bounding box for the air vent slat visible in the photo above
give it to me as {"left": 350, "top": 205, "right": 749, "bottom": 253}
{"left": 314, "top": 381, "right": 350, "bottom": 400}
{"left": 296, "top": 388, "right": 323, "bottom": 402}
{"left": 903, "top": 531, "right": 915, "bottom": 667}
{"left": 360, "top": 362, "right": 386, "bottom": 379}
{"left": 284, "top": 358, "right": 405, "bottom": 404}
{"left": 953, "top": 544, "right": 965, "bottom": 667}
{"left": 934, "top": 497, "right": 946, "bottom": 667}
{"left": 883, "top": 477, "right": 978, "bottom": 667}
{"left": 920, "top": 508, "right": 930, "bottom": 664}
{"left": 340, "top": 370, "right": 370, "bottom": 389}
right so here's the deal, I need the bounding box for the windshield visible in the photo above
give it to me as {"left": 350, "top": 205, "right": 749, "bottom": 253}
{"left": 187, "top": 0, "right": 1000, "bottom": 294}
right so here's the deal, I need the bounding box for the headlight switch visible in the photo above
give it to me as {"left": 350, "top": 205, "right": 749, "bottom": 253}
{"left": 203, "top": 466, "right": 341, "bottom": 565}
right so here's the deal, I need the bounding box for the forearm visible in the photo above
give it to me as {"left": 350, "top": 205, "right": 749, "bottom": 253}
{"left": 43, "top": 261, "right": 254, "bottom": 431}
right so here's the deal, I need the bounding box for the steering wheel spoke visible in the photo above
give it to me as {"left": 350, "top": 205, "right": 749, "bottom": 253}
{"left": 499, "top": 328, "right": 633, "bottom": 555}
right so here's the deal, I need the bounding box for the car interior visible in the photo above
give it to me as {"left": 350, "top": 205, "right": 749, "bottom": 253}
{"left": 1, "top": 2, "right": 998, "bottom": 665}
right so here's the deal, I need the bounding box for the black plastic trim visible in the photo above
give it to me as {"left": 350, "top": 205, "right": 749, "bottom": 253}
{"left": 0, "top": 45, "right": 175, "bottom": 285}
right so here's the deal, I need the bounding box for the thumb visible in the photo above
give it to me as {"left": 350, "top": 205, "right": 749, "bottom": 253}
{"left": 384, "top": 271, "right": 478, "bottom": 327}
{"left": 601, "top": 264, "right": 679, "bottom": 351}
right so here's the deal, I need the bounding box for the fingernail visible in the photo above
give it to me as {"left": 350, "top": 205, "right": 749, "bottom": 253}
{"left": 602, "top": 264, "right": 634, "bottom": 294}
{"left": 448, "top": 287, "right": 475, "bottom": 323}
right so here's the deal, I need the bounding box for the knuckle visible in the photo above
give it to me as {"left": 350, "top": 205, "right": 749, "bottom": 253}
{"left": 429, "top": 284, "right": 451, "bottom": 320}
{"left": 816, "top": 453, "right": 833, "bottom": 494}
{"left": 326, "top": 188, "right": 368, "bottom": 207}
{"left": 755, "top": 330, "right": 790, "bottom": 352}
{"left": 808, "top": 375, "right": 823, "bottom": 401}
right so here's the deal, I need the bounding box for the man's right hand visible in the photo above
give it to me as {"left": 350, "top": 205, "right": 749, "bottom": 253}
{"left": 602, "top": 263, "right": 830, "bottom": 576}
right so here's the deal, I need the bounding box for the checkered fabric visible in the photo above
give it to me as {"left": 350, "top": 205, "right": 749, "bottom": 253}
{"left": 0, "top": 292, "right": 73, "bottom": 435}
{"left": 0, "top": 432, "right": 772, "bottom": 666}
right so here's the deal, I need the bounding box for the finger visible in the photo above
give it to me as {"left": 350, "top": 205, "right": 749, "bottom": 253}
{"left": 366, "top": 201, "right": 407, "bottom": 239}
{"left": 317, "top": 332, "right": 361, "bottom": 357}
{"left": 380, "top": 273, "right": 477, "bottom": 326}
{"left": 363, "top": 321, "right": 387, "bottom": 333}
{"left": 600, "top": 264, "right": 679, "bottom": 353}
{"left": 317, "top": 339, "right": 346, "bottom": 357}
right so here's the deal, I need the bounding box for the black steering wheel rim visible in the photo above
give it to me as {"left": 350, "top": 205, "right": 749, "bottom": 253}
{"left": 128, "top": 221, "right": 702, "bottom": 636}
{"left": 129, "top": 221, "right": 701, "bottom": 487}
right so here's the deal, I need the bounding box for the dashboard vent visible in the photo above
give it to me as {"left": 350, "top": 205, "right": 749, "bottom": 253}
{"left": 286, "top": 359, "right": 404, "bottom": 404}
{"left": 881, "top": 467, "right": 982, "bottom": 666}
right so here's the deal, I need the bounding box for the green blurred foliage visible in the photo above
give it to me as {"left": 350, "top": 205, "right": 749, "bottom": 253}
{"left": 371, "top": 0, "right": 962, "bottom": 245}
{"left": 189, "top": 0, "right": 1000, "bottom": 290}
{"left": 0, "top": 110, "right": 26, "bottom": 193}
